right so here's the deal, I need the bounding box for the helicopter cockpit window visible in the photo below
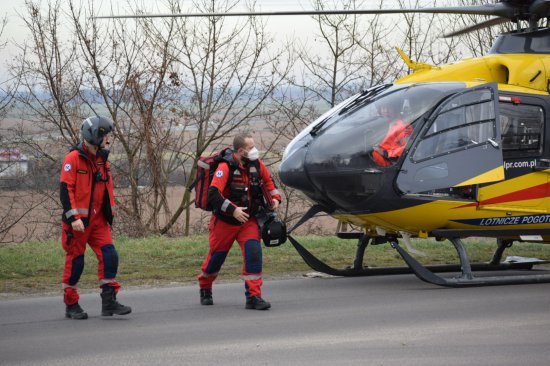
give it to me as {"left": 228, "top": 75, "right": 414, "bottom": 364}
{"left": 302, "top": 82, "right": 466, "bottom": 210}
{"left": 499, "top": 103, "right": 544, "bottom": 156}
{"left": 412, "top": 89, "right": 497, "bottom": 162}
{"left": 304, "top": 82, "right": 465, "bottom": 168}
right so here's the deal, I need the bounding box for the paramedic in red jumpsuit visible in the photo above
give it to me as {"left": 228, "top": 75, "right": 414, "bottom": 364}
{"left": 198, "top": 134, "right": 282, "bottom": 310}
{"left": 60, "top": 116, "right": 131, "bottom": 319}
{"left": 372, "top": 103, "right": 413, "bottom": 167}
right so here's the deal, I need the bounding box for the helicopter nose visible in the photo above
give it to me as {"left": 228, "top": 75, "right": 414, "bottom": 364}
{"left": 279, "top": 141, "right": 315, "bottom": 194}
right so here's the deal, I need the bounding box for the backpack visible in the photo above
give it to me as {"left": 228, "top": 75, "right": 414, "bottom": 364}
{"left": 189, "top": 148, "right": 236, "bottom": 211}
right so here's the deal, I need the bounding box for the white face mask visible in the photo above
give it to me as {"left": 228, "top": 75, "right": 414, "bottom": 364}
{"left": 246, "top": 147, "right": 260, "bottom": 161}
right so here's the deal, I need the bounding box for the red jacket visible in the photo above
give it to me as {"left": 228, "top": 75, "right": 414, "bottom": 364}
{"left": 60, "top": 143, "right": 115, "bottom": 226}
{"left": 209, "top": 155, "right": 281, "bottom": 225}
{"left": 372, "top": 120, "right": 413, "bottom": 167}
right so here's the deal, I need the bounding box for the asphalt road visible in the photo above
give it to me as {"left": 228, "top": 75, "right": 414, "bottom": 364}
{"left": 2, "top": 273, "right": 550, "bottom": 366}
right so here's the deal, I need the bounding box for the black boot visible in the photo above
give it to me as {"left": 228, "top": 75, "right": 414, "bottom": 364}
{"left": 245, "top": 296, "right": 271, "bottom": 310}
{"left": 101, "top": 286, "right": 132, "bottom": 316}
{"left": 65, "top": 303, "right": 88, "bottom": 319}
{"left": 200, "top": 288, "right": 213, "bottom": 305}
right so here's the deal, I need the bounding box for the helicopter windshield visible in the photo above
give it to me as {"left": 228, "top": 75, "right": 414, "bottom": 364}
{"left": 305, "top": 82, "right": 465, "bottom": 169}
{"left": 290, "top": 82, "right": 466, "bottom": 210}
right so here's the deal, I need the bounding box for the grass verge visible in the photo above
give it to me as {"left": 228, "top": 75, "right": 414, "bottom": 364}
{"left": 2, "top": 236, "right": 550, "bottom": 296}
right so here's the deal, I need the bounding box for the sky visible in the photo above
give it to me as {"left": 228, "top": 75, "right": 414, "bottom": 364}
{"left": 0, "top": 0, "right": 310, "bottom": 76}
{"left": 0, "top": 0, "right": 457, "bottom": 77}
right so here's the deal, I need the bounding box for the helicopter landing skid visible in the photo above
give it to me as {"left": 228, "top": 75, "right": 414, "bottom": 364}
{"left": 390, "top": 237, "right": 550, "bottom": 287}
{"left": 286, "top": 205, "right": 545, "bottom": 283}
{"left": 286, "top": 234, "right": 536, "bottom": 278}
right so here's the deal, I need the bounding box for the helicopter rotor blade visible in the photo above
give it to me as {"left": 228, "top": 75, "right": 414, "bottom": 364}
{"left": 94, "top": 4, "right": 517, "bottom": 20}
{"left": 443, "top": 17, "right": 509, "bottom": 38}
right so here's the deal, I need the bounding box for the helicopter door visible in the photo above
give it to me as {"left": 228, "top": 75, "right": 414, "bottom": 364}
{"left": 397, "top": 83, "right": 504, "bottom": 194}
{"left": 477, "top": 95, "right": 548, "bottom": 213}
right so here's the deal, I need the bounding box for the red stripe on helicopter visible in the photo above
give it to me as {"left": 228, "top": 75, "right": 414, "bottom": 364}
{"left": 453, "top": 182, "right": 550, "bottom": 209}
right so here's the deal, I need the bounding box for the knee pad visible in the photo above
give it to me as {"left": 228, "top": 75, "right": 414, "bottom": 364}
{"left": 69, "top": 255, "right": 85, "bottom": 286}
{"left": 101, "top": 244, "right": 119, "bottom": 279}
{"left": 205, "top": 251, "right": 228, "bottom": 274}
{"left": 244, "top": 240, "right": 262, "bottom": 274}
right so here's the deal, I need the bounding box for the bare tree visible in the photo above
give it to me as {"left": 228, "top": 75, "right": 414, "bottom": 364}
{"left": 67, "top": 0, "right": 191, "bottom": 235}
{"left": 353, "top": 1, "right": 397, "bottom": 87}
{"left": 0, "top": 15, "right": 14, "bottom": 120}
{"left": 294, "top": 0, "right": 368, "bottom": 109}
{"left": 162, "top": 0, "right": 294, "bottom": 235}
{"left": 395, "top": 0, "right": 461, "bottom": 76}
{"left": 0, "top": 1, "right": 83, "bottom": 242}
{"left": 5, "top": 0, "right": 295, "bottom": 239}
{"left": 0, "top": 10, "right": 60, "bottom": 242}
{"left": 6, "top": 0, "right": 189, "bottom": 238}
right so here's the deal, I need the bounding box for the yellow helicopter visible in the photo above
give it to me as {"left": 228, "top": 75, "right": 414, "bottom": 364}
{"left": 100, "top": 1, "right": 550, "bottom": 286}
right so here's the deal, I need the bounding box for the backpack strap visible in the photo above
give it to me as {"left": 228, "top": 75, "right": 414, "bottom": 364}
{"left": 221, "top": 149, "right": 239, "bottom": 188}
{"left": 248, "top": 160, "right": 261, "bottom": 183}
{"left": 248, "top": 160, "right": 264, "bottom": 211}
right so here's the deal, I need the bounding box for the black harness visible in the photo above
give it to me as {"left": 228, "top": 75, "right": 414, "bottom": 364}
{"left": 227, "top": 159, "right": 264, "bottom": 217}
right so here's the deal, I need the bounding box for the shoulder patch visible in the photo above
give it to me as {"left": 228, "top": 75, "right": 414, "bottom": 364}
{"left": 215, "top": 170, "right": 224, "bottom": 178}
{"left": 64, "top": 164, "right": 72, "bottom": 172}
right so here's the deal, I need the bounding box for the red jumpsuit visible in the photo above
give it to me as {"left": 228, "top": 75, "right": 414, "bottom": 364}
{"left": 60, "top": 143, "right": 119, "bottom": 305}
{"left": 372, "top": 120, "right": 413, "bottom": 167}
{"left": 198, "top": 156, "right": 281, "bottom": 298}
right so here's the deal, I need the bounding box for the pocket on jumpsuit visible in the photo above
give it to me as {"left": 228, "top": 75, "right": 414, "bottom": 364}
{"left": 62, "top": 229, "right": 74, "bottom": 253}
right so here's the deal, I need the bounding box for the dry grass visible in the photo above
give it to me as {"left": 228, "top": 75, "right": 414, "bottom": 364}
{"left": 2, "top": 235, "right": 550, "bottom": 297}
